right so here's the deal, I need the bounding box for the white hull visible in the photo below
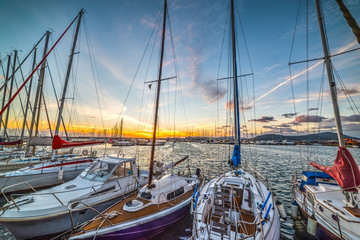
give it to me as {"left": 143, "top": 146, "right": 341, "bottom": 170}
{"left": 0, "top": 156, "right": 143, "bottom": 239}
{"left": 0, "top": 157, "right": 93, "bottom": 193}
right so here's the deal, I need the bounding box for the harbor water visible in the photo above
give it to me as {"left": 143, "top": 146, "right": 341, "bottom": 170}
{"left": 0, "top": 142, "right": 359, "bottom": 239}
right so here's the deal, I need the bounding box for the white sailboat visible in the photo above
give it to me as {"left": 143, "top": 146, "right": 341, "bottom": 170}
{"left": 69, "top": 1, "right": 202, "bottom": 239}
{"left": 0, "top": 10, "right": 105, "bottom": 194}
{"left": 292, "top": 0, "right": 360, "bottom": 239}
{"left": 191, "top": 1, "right": 282, "bottom": 239}
{"left": 0, "top": 155, "right": 146, "bottom": 239}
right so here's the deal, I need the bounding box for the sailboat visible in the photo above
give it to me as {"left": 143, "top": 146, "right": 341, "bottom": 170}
{"left": 69, "top": 1, "right": 202, "bottom": 239}
{"left": 191, "top": 0, "right": 281, "bottom": 239}
{"left": 0, "top": 156, "right": 146, "bottom": 239}
{"left": 111, "top": 118, "right": 135, "bottom": 146}
{"left": 292, "top": 0, "right": 360, "bottom": 239}
{"left": 0, "top": 10, "right": 104, "bottom": 194}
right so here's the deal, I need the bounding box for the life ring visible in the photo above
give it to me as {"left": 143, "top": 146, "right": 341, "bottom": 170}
{"left": 82, "top": 150, "right": 88, "bottom": 155}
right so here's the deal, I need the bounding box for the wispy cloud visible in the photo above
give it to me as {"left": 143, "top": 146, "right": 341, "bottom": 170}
{"left": 255, "top": 40, "right": 358, "bottom": 103}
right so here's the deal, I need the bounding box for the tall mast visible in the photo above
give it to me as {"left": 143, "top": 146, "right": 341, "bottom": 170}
{"left": 51, "top": 9, "right": 84, "bottom": 160}
{"left": 231, "top": 0, "right": 240, "bottom": 146}
{"left": 0, "top": 55, "right": 11, "bottom": 136}
{"left": 315, "top": 0, "right": 345, "bottom": 147}
{"left": 20, "top": 48, "right": 37, "bottom": 140}
{"left": 148, "top": 0, "right": 167, "bottom": 186}
{"left": 120, "top": 117, "right": 123, "bottom": 139}
{"left": 3, "top": 50, "right": 18, "bottom": 140}
{"left": 25, "top": 31, "right": 50, "bottom": 155}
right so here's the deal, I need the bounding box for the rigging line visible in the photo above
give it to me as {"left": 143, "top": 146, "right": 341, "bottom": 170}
{"left": 235, "top": 0, "right": 257, "bottom": 139}
{"left": 47, "top": 63, "right": 69, "bottom": 139}
{"left": 333, "top": 65, "right": 360, "bottom": 121}
{"left": 0, "top": 33, "right": 46, "bottom": 93}
{"left": 289, "top": 0, "right": 303, "bottom": 63}
{"left": 13, "top": 63, "right": 30, "bottom": 133}
{"left": 117, "top": 5, "right": 162, "bottom": 139}
{"left": 306, "top": 0, "right": 309, "bottom": 139}
{"left": 83, "top": 17, "right": 105, "bottom": 130}
{"left": 288, "top": 66, "right": 303, "bottom": 171}
{"left": 42, "top": 91, "right": 53, "bottom": 138}
{"left": 314, "top": 63, "right": 325, "bottom": 163}
{"left": 167, "top": 6, "right": 181, "bottom": 140}
{"left": 0, "top": 13, "right": 80, "bottom": 117}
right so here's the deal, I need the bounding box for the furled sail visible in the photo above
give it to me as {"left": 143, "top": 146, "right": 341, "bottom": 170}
{"left": 231, "top": 144, "right": 241, "bottom": 168}
{"left": 52, "top": 135, "right": 104, "bottom": 149}
{"left": 0, "top": 139, "right": 23, "bottom": 145}
{"left": 310, "top": 147, "right": 360, "bottom": 191}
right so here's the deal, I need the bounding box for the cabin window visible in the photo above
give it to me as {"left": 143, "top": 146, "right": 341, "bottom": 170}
{"left": 167, "top": 187, "right": 185, "bottom": 200}
{"left": 111, "top": 162, "right": 132, "bottom": 178}
{"left": 125, "top": 161, "right": 132, "bottom": 176}
{"left": 332, "top": 214, "right": 339, "bottom": 222}
{"left": 80, "top": 162, "right": 115, "bottom": 181}
{"left": 319, "top": 206, "right": 324, "bottom": 212}
{"left": 113, "top": 163, "right": 125, "bottom": 177}
{"left": 140, "top": 191, "right": 152, "bottom": 200}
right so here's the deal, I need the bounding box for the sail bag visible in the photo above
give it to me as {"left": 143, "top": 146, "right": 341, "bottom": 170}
{"left": 310, "top": 147, "right": 360, "bottom": 191}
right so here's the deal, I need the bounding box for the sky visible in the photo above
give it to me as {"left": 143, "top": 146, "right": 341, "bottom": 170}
{"left": 0, "top": 0, "right": 359, "bottom": 139}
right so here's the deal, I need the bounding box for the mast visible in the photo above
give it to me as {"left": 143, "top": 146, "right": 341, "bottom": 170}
{"left": 315, "top": 0, "right": 345, "bottom": 147}
{"left": 3, "top": 50, "right": 18, "bottom": 140}
{"left": 25, "top": 31, "right": 50, "bottom": 155}
{"left": 120, "top": 117, "right": 123, "bottom": 139}
{"left": 20, "top": 48, "right": 37, "bottom": 140}
{"left": 148, "top": 0, "right": 167, "bottom": 186}
{"left": 231, "top": 0, "right": 240, "bottom": 146}
{"left": 0, "top": 55, "right": 11, "bottom": 136}
{"left": 51, "top": 9, "right": 84, "bottom": 160}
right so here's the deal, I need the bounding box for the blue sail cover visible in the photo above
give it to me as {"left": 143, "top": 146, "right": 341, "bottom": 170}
{"left": 231, "top": 144, "right": 241, "bottom": 167}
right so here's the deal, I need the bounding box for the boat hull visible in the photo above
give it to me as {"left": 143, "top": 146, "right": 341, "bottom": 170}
{"left": 297, "top": 200, "right": 341, "bottom": 240}
{"left": 1, "top": 196, "right": 122, "bottom": 240}
{"left": 0, "top": 169, "right": 82, "bottom": 194}
{"left": 71, "top": 198, "right": 191, "bottom": 240}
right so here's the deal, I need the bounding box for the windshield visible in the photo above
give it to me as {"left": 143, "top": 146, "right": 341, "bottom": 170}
{"left": 80, "top": 161, "right": 116, "bottom": 182}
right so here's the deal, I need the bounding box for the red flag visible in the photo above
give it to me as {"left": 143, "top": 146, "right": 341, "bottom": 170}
{"left": 310, "top": 147, "right": 360, "bottom": 191}
{"left": 52, "top": 135, "right": 104, "bottom": 150}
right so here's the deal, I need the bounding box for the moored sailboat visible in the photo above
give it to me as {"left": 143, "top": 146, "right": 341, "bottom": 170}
{"left": 292, "top": 0, "right": 360, "bottom": 239}
{"left": 69, "top": 1, "right": 202, "bottom": 239}
{"left": 0, "top": 155, "right": 145, "bottom": 239}
{"left": 191, "top": 0, "right": 281, "bottom": 239}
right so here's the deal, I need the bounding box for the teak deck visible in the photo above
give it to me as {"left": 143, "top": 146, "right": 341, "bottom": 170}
{"left": 82, "top": 190, "right": 193, "bottom": 232}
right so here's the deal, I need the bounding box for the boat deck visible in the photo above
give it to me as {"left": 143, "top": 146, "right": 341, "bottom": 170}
{"left": 209, "top": 184, "right": 257, "bottom": 237}
{"left": 80, "top": 190, "right": 193, "bottom": 232}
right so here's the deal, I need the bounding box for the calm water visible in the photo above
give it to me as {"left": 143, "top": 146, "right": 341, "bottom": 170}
{"left": 1, "top": 143, "right": 359, "bottom": 239}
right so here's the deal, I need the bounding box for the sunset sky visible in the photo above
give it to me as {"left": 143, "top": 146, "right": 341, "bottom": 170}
{"left": 0, "top": 0, "right": 359, "bottom": 139}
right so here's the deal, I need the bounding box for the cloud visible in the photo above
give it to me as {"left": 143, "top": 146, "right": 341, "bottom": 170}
{"left": 325, "top": 115, "right": 360, "bottom": 123}
{"left": 295, "top": 115, "right": 327, "bottom": 122}
{"left": 282, "top": 113, "right": 297, "bottom": 118}
{"left": 200, "top": 80, "right": 226, "bottom": 103}
{"left": 278, "top": 123, "right": 291, "bottom": 128}
{"left": 264, "top": 63, "right": 280, "bottom": 72}
{"left": 224, "top": 100, "right": 252, "bottom": 111}
{"left": 288, "top": 120, "right": 302, "bottom": 126}
{"left": 309, "top": 108, "right": 318, "bottom": 111}
{"left": 336, "top": 88, "right": 360, "bottom": 96}
{"left": 250, "top": 116, "right": 275, "bottom": 122}
{"left": 255, "top": 41, "right": 358, "bottom": 103}
{"left": 342, "top": 115, "right": 360, "bottom": 122}
{"left": 263, "top": 126, "right": 274, "bottom": 129}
